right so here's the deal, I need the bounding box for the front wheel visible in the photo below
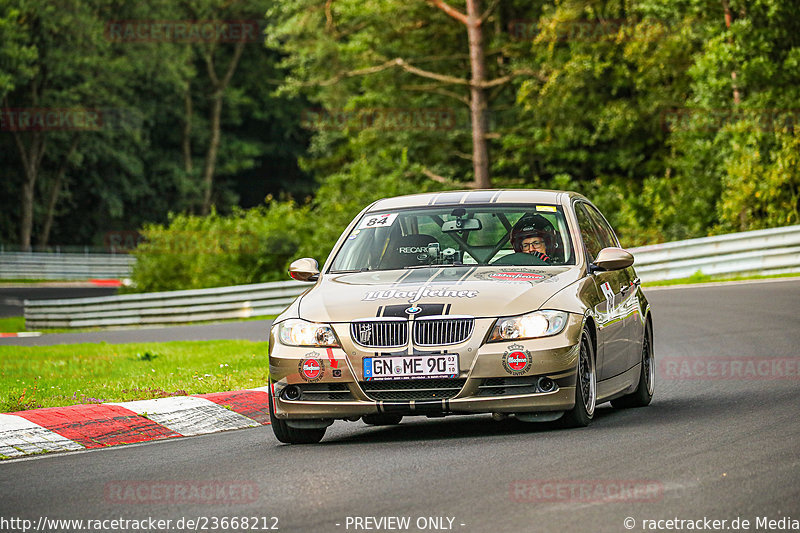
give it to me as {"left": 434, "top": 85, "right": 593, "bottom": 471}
{"left": 268, "top": 389, "right": 326, "bottom": 444}
{"left": 558, "top": 328, "right": 596, "bottom": 428}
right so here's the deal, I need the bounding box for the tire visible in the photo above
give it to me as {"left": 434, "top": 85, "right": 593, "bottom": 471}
{"left": 268, "top": 389, "right": 326, "bottom": 444}
{"left": 362, "top": 414, "right": 403, "bottom": 426}
{"left": 611, "top": 320, "right": 654, "bottom": 409}
{"left": 558, "top": 328, "right": 596, "bottom": 428}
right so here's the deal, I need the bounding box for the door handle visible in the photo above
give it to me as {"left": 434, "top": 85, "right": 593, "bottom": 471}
{"left": 621, "top": 278, "right": 640, "bottom": 294}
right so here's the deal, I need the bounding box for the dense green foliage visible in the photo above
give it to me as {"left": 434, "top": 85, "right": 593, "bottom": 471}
{"left": 3, "top": 0, "right": 798, "bottom": 290}
{"left": 0, "top": 0, "right": 313, "bottom": 249}
{"left": 129, "top": 200, "right": 310, "bottom": 291}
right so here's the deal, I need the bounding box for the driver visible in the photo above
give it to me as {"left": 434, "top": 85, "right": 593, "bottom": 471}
{"left": 510, "top": 214, "right": 555, "bottom": 264}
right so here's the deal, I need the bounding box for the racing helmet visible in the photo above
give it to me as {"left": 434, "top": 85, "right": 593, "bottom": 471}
{"left": 510, "top": 213, "right": 556, "bottom": 253}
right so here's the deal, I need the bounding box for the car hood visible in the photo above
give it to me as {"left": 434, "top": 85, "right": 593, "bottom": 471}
{"left": 297, "top": 265, "right": 581, "bottom": 322}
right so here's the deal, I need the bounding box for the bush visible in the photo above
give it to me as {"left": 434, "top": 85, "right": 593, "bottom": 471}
{"left": 717, "top": 128, "right": 800, "bottom": 232}
{"left": 128, "top": 199, "right": 311, "bottom": 292}
{"left": 127, "top": 149, "right": 435, "bottom": 292}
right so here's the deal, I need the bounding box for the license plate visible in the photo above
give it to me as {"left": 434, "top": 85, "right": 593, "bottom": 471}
{"left": 363, "top": 354, "right": 458, "bottom": 381}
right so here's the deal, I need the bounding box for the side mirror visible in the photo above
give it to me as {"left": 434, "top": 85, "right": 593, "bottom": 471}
{"left": 289, "top": 258, "right": 320, "bottom": 282}
{"left": 590, "top": 247, "right": 634, "bottom": 273}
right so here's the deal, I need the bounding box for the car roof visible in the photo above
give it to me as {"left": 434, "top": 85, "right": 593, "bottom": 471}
{"left": 367, "top": 189, "right": 585, "bottom": 211}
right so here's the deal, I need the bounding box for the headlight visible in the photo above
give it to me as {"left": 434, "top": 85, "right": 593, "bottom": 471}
{"left": 277, "top": 319, "right": 340, "bottom": 347}
{"left": 488, "top": 310, "right": 568, "bottom": 342}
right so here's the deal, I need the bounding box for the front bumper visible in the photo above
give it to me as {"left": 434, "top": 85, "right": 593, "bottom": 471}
{"left": 269, "top": 314, "right": 583, "bottom": 420}
{"left": 271, "top": 385, "right": 577, "bottom": 419}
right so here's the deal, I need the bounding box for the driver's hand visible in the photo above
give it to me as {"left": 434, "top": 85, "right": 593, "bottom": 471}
{"left": 529, "top": 250, "right": 553, "bottom": 264}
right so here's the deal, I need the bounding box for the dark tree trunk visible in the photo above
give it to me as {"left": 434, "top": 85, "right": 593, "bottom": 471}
{"left": 183, "top": 86, "right": 194, "bottom": 177}
{"left": 466, "top": 0, "right": 490, "bottom": 189}
{"left": 721, "top": 0, "right": 741, "bottom": 105}
{"left": 38, "top": 135, "right": 79, "bottom": 247}
{"left": 7, "top": 85, "right": 46, "bottom": 250}
{"left": 13, "top": 129, "right": 46, "bottom": 250}
{"left": 430, "top": 0, "right": 492, "bottom": 188}
{"left": 199, "top": 39, "right": 246, "bottom": 215}
{"left": 201, "top": 95, "right": 223, "bottom": 215}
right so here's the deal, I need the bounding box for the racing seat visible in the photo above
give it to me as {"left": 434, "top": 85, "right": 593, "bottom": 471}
{"left": 549, "top": 229, "right": 566, "bottom": 263}
{"left": 379, "top": 233, "right": 439, "bottom": 270}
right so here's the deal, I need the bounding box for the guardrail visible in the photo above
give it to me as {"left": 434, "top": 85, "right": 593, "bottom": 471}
{"left": 24, "top": 281, "right": 308, "bottom": 329}
{"left": 628, "top": 224, "right": 800, "bottom": 282}
{"left": 18, "top": 224, "right": 800, "bottom": 329}
{"left": 0, "top": 251, "right": 134, "bottom": 280}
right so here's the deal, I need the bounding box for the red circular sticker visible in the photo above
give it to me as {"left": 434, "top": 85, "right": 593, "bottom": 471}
{"left": 490, "top": 272, "right": 545, "bottom": 281}
{"left": 301, "top": 359, "right": 322, "bottom": 380}
{"left": 506, "top": 351, "right": 529, "bottom": 371}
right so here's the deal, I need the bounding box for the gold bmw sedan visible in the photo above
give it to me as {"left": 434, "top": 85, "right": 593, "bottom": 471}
{"left": 268, "top": 190, "right": 653, "bottom": 443}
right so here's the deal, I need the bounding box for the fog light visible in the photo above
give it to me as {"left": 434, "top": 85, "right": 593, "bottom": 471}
{"left": 537, "top": 377, "right": 556, "bottom": 393}
{"left": 282, "top": 385, "right": 301, "bottom": 400}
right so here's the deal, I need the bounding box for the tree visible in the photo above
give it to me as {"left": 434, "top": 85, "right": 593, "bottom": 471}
{"left": 666, "top": 0, "right": 800, "bottom": 237}
{"left": 1, "top": 1, "right": 119, "bottom": 249}
{"left": 0, "top": 0, "right": 311, "bottom": 247}
{"left": 268, "top": 0, "right": 544, "bottom": 189}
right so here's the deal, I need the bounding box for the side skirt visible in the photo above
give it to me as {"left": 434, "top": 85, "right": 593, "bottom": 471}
{"left": 597, "top": 364, "right": 640, "bottom": 403}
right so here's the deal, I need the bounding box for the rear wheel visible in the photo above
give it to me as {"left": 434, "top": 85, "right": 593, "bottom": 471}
{"left": 558, "top": 328, "right": 596, "bottom": 428}
{"left": 611, "top": 321, "right": 654, "bottom": 409}
{"left": 268, "top": 389, "right": 327, "bottom": 444}
{"left": 362, "top": 414, "right": 403, "bottom": 426}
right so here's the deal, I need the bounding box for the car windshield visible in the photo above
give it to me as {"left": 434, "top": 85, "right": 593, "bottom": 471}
{"left": 329, "top": 204, "right": 575, "bottom": 272}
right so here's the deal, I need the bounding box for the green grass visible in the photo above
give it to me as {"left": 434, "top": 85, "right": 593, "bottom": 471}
{"left": 0, "top": 316, "right": 25, "bottom": 333}
{"left": 0, "top": 340, "right": 270, "bottom": 413}
{"left": 642, "top": 271, "right": 800, "bottom": 287}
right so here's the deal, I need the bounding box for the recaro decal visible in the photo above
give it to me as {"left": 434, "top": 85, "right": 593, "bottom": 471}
{"left": 397, "top": 246, "right": 431, "bottom": 254}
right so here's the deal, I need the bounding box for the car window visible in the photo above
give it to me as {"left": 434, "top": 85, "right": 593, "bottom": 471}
{"left": 584, "top": 204, "right": 619, "bottom": 249}
{"left": 574, "top": 202, "right": 603, "bottom": 262}
{"left": 329, "top": 205, "right": 576, "bottom": 272}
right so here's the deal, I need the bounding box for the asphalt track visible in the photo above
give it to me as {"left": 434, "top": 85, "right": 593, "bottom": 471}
{"left": 0, "top": 286, "right": 118, "bottom": 318}
{"left": 0, "top": 319, "right": 272, "bottom": 345}
{"left": 1, "top": 279, "right": 799, "bottom": 533}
